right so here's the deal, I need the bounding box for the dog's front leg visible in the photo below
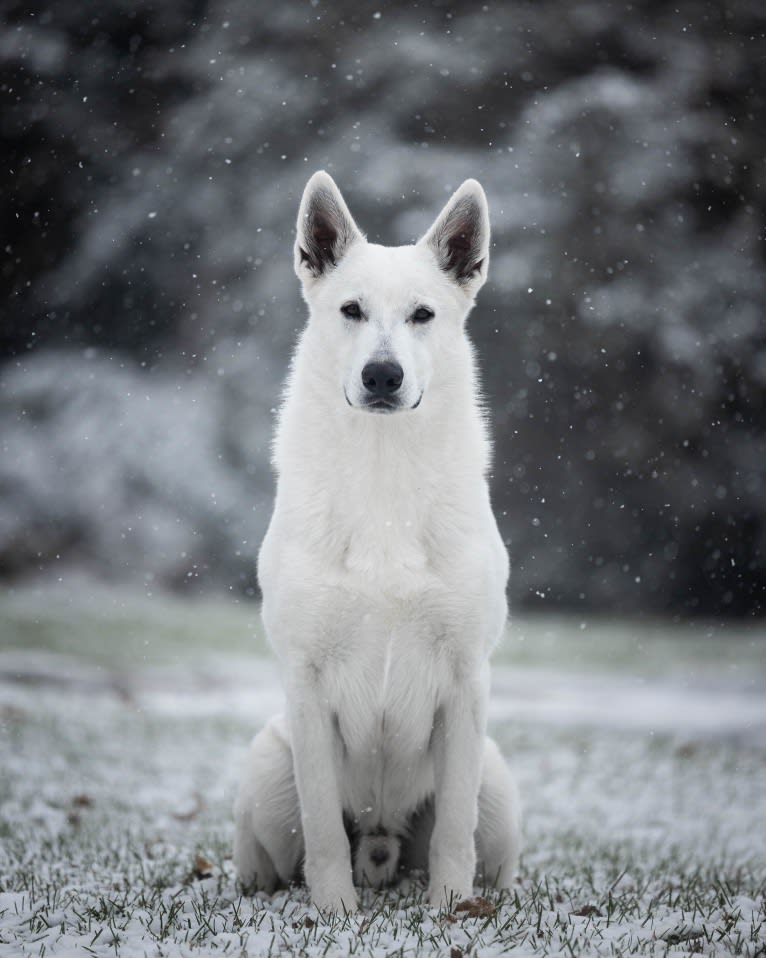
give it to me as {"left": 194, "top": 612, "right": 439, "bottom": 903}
{"left": 287, "top": 673, "right": 358, "bottom": 912}
{"left": 428, "top": 678, "right": 485, "bottom": 908}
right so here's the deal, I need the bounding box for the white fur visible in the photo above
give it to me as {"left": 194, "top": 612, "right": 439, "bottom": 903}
{"left": 234, "top": 172, "right": 521, "bottom": 912}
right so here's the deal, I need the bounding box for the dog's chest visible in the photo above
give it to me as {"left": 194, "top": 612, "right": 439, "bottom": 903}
{"left": 330, "top": 632, "right": 438, "bottom": 820}
{"left": 341, "top": 513, "right": 429, "bottom": 580}
{"left": 334, "top": 629, "right": 436, "bottom": 748}
{"left": 321, "top": 459, "right": 450, "bottom": 582}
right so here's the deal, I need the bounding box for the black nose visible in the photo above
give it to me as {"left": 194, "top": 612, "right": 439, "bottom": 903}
{"left": 361, "top": 361, "right": 403, "bottom": 397}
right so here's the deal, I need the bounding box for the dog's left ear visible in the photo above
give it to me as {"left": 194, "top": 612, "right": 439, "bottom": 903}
{"left": 294, "top": 171, "right": 363, "bottom": 283}
{"left": 418, "top": 180, "right": 490, "bottom": 294}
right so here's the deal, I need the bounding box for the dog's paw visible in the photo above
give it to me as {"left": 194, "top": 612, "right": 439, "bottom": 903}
{"left": 427, "top": 882, "right": 473, "bottom": 911}
{"left": 427, "top": 849, "right": 474, "bottom": 910}
{"left": 306, "top": 862, "right": 358, "bottom": 913}
{"left": 427, "top": 858, "right": 474, "bottom": 909}
{"left": 311, "top": 885, "right": 359, "bottom": 914}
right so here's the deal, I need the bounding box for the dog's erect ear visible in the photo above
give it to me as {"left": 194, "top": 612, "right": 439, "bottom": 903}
{"left": 294, "top": 171, "right": 363, "bottom": 281}
{"left": 418, "top": 180, "right": 490, "bottom": 293}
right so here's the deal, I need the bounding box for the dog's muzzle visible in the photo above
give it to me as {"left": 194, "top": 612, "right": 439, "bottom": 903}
{"left": 344, "top": 360, "right": 422, "bottom": 412}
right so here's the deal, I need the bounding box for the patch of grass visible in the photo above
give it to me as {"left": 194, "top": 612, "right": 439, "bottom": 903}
{"left": 500, "top": 614, "right": 766, "bottom": 681}
{"left": 0, "top": 580, "right": 269, "bottom": 667}
{"left": 1, "top": 840, "right": 764, "bottom": 957}
{"left": 1, "top": 585, "right": 764, "bottom": 956}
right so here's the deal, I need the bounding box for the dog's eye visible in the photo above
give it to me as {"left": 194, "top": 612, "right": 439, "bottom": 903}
{"left": 412, "top": 306, "right": 434, "bottom": 324}
{"left": 341, "top": 301, "right": 363, "bottom": 320}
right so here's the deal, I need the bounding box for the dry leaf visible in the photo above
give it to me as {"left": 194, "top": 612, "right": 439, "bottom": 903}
{"left": 572, "top": 904, "right": 603, "bottom": 918}
{"left": 173, "top": 793, "right": 205, "bottom": 822}
{"left": 454, "top": 896, "right": 496, "bottom": 919}
{"left": 193, "top": 854, "right": 214, "bottom": 878}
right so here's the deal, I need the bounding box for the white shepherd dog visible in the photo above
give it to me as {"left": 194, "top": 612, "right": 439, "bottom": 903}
{"left": 234, "top": 171, "right": 521, "bottom": 912}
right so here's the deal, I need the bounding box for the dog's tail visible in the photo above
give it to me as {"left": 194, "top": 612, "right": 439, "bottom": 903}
{"left": 352, "top": 827, "right": 401, "bottom": 888}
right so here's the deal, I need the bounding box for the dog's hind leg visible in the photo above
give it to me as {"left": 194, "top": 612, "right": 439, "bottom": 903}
{"left": 234, "top": 715, "right": 304, "bottom": 891}
{"left": 475, "top": 736, "right": 522, "bottom": 889}
{"left": 234, "top": 821, "right": 279, "bottom": 892}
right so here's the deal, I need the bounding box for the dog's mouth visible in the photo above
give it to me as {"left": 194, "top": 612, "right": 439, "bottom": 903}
{"left": 365, "top": 399, "right": 401, "bottom": 413}
{"left": 345, "top": 392, "right": 423, "bottom": 413}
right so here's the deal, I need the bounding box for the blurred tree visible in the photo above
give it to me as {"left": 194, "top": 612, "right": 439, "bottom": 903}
{"left": 1, "top": 0, "right": 764, "bottom": 615}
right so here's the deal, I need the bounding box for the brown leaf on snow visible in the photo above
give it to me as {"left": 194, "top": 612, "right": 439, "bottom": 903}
{"left": 572, "top": 904, "right": 603, "bottom": 918}
{"left": 192, "top": 854, "right": 214, "bottom": 878}
{"left": 173, "top": 792, "right": 205, "bottom": 822}
{"left": 454, "top": 896, "right": 496, "bottom": 919}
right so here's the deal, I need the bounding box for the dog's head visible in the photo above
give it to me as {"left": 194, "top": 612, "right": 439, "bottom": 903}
{"left": 294, "top": 171, "right": 490, "bottom": 414}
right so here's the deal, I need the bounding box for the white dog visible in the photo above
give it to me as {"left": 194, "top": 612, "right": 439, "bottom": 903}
{"left": 234, "top": 171, "right": 520, "bottom": 912}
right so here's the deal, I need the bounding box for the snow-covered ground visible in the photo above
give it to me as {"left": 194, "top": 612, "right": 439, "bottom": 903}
{"left": 1, "top": 583, "right": 764, "bottom": 956}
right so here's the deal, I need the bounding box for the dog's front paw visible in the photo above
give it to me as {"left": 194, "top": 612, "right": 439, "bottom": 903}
{"left": 306, "top": 862, "right": 358, "bottom": 913}
{"left": 311, "top": 884, "right": 359, "bottom": 914}
{"left": 428, "top": 843, "right": 475, "bottom": 909}
{"left": 428, "top": 880, "right": 473, "bottom": 910}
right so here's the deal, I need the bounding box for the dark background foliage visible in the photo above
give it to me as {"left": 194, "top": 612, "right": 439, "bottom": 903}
{"left": 1, "top": 0, "right": 764, "bottom": 616}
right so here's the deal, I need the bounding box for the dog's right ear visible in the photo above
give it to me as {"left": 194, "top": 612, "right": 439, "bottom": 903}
{"left": 294, "top": 171, "right": 363, "bottom": 282}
